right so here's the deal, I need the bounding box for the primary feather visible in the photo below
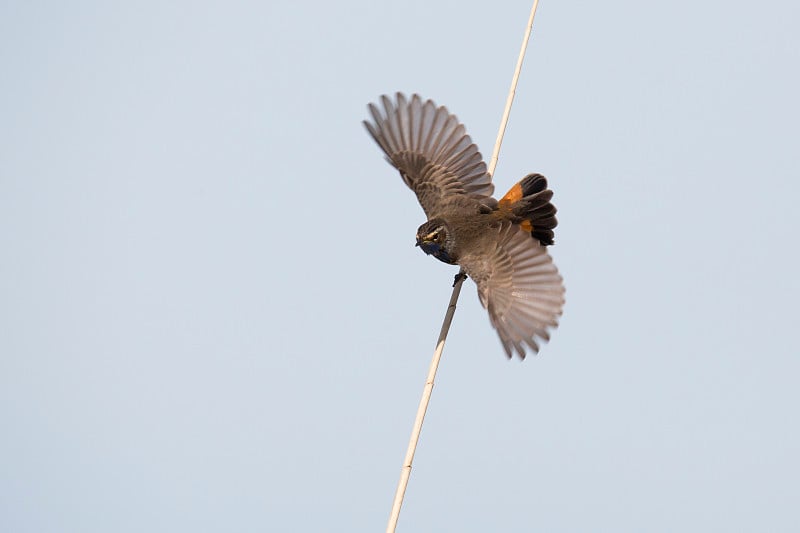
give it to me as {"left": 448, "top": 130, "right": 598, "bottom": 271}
{"left": 363, "top": 93, "right": 495, "bottom": 218}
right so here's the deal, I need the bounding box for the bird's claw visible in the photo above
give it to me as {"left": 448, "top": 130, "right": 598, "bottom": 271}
{"left": 453, "top": 272, "right": 467, "bottom": 287}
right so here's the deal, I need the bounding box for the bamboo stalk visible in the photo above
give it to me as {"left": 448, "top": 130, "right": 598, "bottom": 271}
{"left": 489, "top": 0, "right": 540, "bottom": 177}
{"left": 386, "top": 271, "right": 466, "bottom": 532}
{"left": 386, "top": 2, "right": 541, "bottom": 530}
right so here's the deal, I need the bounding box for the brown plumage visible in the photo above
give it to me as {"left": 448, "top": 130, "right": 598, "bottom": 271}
{"left": 364, "top": 93, "right": 565, "bottom": 358}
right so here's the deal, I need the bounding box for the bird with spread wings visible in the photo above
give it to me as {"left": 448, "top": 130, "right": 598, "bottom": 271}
{"left": 364, "top": 93, "right": 564, "bottom": 359}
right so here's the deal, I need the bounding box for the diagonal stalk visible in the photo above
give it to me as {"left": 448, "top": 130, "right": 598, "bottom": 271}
{"left": 386, "top": 2, "right": 541, "bottom": 531}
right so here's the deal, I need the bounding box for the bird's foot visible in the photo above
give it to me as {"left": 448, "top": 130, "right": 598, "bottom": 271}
{"left": 453, "top": 272, "right": 467, "bottom": 287}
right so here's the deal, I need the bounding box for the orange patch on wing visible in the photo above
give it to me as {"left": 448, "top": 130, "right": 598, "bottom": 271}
{"left": 520, "top": 220, "right": 534, "bottom": 233}
{"left": 498, "top": 182, "right": 524, "bottom": 207}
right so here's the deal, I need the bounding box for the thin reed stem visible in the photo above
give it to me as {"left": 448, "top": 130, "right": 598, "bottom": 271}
{"left": 386, "top": 3, "right": 541, "bottom": 531}
{"left": 489, "top": 0, "right": 540, "bottom": 177}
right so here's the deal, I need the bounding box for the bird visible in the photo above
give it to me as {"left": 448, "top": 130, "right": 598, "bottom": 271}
{"left": 363, "top": 93, "right": 565, "bottom": 359}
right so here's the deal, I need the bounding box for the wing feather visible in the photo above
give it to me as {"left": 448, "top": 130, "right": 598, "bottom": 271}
{"left": 462, "top": 224, "right": 565, "bottom": 359}
{"left": 363, "top": 93, "right": 495, "bottom": 217}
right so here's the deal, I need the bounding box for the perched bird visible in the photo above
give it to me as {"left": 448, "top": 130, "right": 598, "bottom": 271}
{"left": 363, "top": 93, "right": 565, "bottom": 359}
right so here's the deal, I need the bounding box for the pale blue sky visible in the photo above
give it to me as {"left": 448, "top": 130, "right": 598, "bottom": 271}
{"left": 2, "top": 1, "right": 799, "bottom": 531}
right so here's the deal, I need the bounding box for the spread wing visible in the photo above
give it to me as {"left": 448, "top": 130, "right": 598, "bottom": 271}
{"left": 363, "top": 93, "right": 495, "bottom": 218}
{"left": 462, "top": 224, "right": 565, "bottom": 359}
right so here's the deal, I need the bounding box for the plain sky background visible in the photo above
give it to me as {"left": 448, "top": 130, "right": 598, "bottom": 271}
{"left": 2, "top": 1, "right": 799, "bottom": 531}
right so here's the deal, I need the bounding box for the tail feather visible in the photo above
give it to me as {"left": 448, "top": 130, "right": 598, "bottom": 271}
{"left": 498, "top": 173, "right": 558, "bottom": 246}
{"left": 519, "top": 173, "right": 549, "bottom": 195}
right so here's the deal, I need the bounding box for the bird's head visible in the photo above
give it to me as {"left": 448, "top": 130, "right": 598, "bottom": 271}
{"left": 415, "top": 219, "right": 456, "bottom": 264}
